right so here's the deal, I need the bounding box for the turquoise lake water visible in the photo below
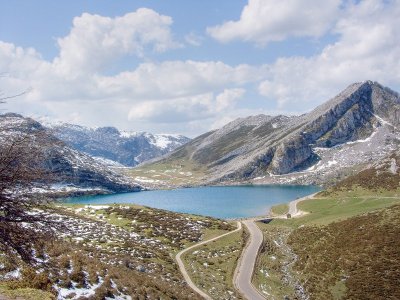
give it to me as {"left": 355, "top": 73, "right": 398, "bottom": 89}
{"left": 63, "top": 185, "right": 321, "bottom": 219}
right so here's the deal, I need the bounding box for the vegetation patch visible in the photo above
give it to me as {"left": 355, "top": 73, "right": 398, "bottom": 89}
{"left": 0, "top": 284, "right": 54, "bottom": 300}
{"left": 325, "top": 153, "right": 400, "bottom": 192}
{"left": 270, "top": 203, "right": 289, "bottom": 216}
{"left": 255, "top": 187, "right": 400, "bottom": 299}
{"left": 288, "top": 204, "right": 400, "bottom": 299}
{"left": 0, "top": 204, "right": 231, "bottom": 299}
{"left": 127, "top": 159, "right": 207, "bottom": 188}
{"left": 182, "top": 227, "right": 246, "bottom": 299}
{"left": 271, "top": 190, "right": 400, "bottom": 226}
{"left": 253, "top": 224, "right": 301, "bottom": 299}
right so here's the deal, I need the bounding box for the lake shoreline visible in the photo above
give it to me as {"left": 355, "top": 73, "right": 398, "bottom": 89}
{"left": 62, "top": 185, "right": 321, "bottom": 220}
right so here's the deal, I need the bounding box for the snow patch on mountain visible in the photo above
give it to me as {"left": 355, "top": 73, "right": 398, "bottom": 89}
{"left": 48, "top": 123, "right": 190, "bottom": 167}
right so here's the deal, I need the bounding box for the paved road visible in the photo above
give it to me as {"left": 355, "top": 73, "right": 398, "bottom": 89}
{"left": 234, "top": 219, "right": 265, "bottom": 300}
{"left": 175, "top": 222, "right": 242, "bottom": 300}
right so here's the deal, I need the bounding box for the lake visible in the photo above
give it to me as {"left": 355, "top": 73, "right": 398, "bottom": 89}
{"left": 63, "top": 185, "right": 321, "bottom": 219}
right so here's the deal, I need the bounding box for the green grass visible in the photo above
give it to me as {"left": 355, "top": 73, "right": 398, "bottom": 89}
{"left": 105, "top": 212, "right": 132, "bottom": 227}
{"left": 270, "top": 203, "right": 289, "bottom": 216}
{"left": 182, "top": 228, "right": 245, "bottom": 299}
{"left": 126, "top": 159, "right": 207, "bottom": 187}
{"left": 271, "top": 191, "right": 400, "bottom": 227}
{"left": 253, "top": 189, "right": 400, "bottom": 298}
{"left": 0, "top": 284, "right": 54, "bottom": 300}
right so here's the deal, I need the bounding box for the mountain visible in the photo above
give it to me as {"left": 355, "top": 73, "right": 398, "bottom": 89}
{"left": 0, "top": 113, "right": 142, "bottom": 195}
{"left": 47, "top": 122, "right": 190, "bottom": 167}
{"left": 142, "top": 81, "right": 400, "bottom": 186}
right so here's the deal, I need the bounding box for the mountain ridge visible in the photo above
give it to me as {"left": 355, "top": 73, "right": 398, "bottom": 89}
{"left": 137, "top": 80, "right": 400, "bottom": 188}
{"left": 47, "top": 122, "right": 190, "bottom": 167}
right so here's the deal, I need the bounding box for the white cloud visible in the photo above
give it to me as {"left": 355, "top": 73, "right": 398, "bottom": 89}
{"left": 53, "top": 8, "right": 179, "bottom": 76}
{"left": 128, "top": 88, "right": 245, "bottom": 123}
{"left": 0, "top": 35, "right": 257, "bottom": 134}
{"left": 259, "top": 0, "right": 400, "bottom": 110}
{"left": 215, "top": 88, "right": 245, "bottom": 111}
{"left": 207, "top": 0, "right": 342, "bottom": 45}
{"left": 96, "top": 61, "right": 260, "bottom": 100}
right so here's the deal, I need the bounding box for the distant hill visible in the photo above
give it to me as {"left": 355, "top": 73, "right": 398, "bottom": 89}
{"left": 141, "top": 81, "right": 400, "bottom": 187}
{"left": 48, "top": 122, "right": 190, "bottom": 167}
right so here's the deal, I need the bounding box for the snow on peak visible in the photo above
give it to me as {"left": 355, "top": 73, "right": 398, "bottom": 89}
{"left": 149, "top": 134, "right": 175, "bottom": 149}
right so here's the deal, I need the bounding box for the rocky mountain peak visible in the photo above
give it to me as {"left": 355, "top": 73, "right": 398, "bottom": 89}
{"left": 95, "top": 126, "right": 120, "bottom": 135}
{"left": 155, "top": 81, "right": 400, "bottom": 186}
{"left": 49, "top": 122, "right": 190, "bottom": 167}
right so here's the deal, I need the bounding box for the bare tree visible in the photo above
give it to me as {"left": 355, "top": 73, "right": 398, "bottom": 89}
{"left": 0, "top": 100, "right": 61, "bottom": 263}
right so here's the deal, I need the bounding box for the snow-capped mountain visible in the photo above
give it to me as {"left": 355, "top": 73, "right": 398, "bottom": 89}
{"left": 47, "top": 123, "right": 190, "bottom": 167}
{"left": 0, "top": 113, "right": 143, "bottom": 195}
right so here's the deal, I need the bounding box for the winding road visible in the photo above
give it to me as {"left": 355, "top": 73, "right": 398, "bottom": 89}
{"left": 177, "top": 195, "right": 315, "bottom": 299}
{"left": 234, "top": 219, "right": 266, "bottom": 300}
{"left": 175, "top": 221, "right": 242, "bottom": 300}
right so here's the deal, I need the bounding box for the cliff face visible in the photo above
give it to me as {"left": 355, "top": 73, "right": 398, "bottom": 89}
{"left": 152, "top": 81, "right": 400, "bottom": 185}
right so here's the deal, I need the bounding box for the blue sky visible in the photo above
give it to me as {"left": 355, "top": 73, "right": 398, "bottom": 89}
{"left": 1, "top": 0, "right": 399, "bottom": 136}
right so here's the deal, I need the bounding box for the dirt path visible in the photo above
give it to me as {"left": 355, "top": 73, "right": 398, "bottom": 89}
{"left": 175, "top": 221, "right": 242, "bottom": 300}
{"left": 288, "top": 192, "right": 319, "bottom": 217}
{"left": 234, "top": 219, "right": 266, "bottom": 300}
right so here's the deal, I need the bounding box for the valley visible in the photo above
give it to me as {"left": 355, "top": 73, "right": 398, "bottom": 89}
{"left": 2, "top": 0, "right": 400, "bottom": 298}
{"left": 1, "top": 81, "right": 400, "bottom": 300}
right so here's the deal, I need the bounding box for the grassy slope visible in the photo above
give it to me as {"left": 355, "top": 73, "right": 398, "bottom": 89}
{"left": 273, "top": 190, "right": 400, "bottom": 227}
{"left": 255, "top": 188, "right": 400, "bottom": 299}
{"left": 0, "top": 204, "right": 232, "bottom": 300}
{"left": 0, "top": 285, "right": 54, "bottom": 300}
{"left": 288, "top": 204, "right": 400, "bottom": 300}
{"left": 182, "top": 227, "right": 246, "bottom": 299}
{"left": 269, "top": 203, "right": 289, "bottom": 216}
{"left": 127, "top": 159, "right": 207, "bottom": 187}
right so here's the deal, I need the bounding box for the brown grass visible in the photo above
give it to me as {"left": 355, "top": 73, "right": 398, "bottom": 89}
{"left": 288, "top": 204, "right": 400, "bottom": 300}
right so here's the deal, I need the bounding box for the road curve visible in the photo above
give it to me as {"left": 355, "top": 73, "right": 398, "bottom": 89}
{"left": 176, "top": 221, "right": 242, "bottom": 300}
{"left": 234, "top": 219, "right": 266, "bottom": 300}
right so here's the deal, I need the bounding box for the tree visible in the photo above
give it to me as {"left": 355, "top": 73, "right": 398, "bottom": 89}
{"left": 0, "top": 96, "right": 61, "bottom": 263}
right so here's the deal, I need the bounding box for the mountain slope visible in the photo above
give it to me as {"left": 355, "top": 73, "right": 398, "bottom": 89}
{"left": 0, "top": 113, "right": 142, "bottom": 195}
{"left": 141, "top": 81, "right": 400, "bottom": 186}
{"left": 48, "top": 123, "right": 190, "bottom": 167}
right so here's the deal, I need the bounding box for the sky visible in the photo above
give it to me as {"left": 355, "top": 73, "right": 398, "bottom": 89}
{"left": 0, "top": 0, "right": 399, "bottom": 137}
